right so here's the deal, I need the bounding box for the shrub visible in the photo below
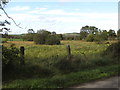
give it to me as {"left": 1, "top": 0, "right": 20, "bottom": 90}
{"left": 33, "top": 34, "right": 46, "bottom": 44}
{"left": 103, "top": 41, "right": 120, "bottom": 59}
{"left": 85, "top": 34, "right": 95, "bottom": 42}
{"left": 2, "top": 45, "right": 20, "bottom": 72}
{"left": 45, "top": 35, "right": 60, "bottom": 45}
{"left": 22, "top": 33, "right": 35, "bottom": 41}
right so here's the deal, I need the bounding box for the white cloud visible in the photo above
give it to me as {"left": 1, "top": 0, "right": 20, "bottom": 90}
{"left": 29, "top": 9, "right": 117, "bottom": 20}
{"left": 74, "top": 8, "right": 80, "bottom": 11}
{"left": 7, "top": 8, "right": 117, "bottom": 34}
{"left": 10, "top": 6, "right": 30, "bottom": 11}
{"left": 35, "top": 7, "right": 47, "bottom": 11}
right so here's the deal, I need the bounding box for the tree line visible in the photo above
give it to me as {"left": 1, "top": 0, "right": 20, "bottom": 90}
{"left": 2, "top": 25, "right": 120, "bottom": 45}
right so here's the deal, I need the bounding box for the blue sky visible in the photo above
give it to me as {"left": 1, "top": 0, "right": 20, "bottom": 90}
{"left": 0, "top": 0, "right": 118, "bottom": 34}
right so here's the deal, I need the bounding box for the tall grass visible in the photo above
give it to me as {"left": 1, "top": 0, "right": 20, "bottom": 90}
{"left": 3, "top": 40, "right": 119, "bottom": 88}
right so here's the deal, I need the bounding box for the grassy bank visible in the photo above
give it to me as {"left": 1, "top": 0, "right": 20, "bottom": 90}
{"left": 3, "top": 64, "right": 119, "bottom": 88}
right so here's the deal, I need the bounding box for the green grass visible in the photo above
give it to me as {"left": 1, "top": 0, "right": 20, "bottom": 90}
{"left": 3, "top": 64, "right": 119, "bottom": 88}
{"left": 2, "top": 40, "right": 119, "bottom": 88}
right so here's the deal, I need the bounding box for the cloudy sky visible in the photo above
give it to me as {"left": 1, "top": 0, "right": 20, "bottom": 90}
{"left": 0, "top": 0, "right": 118, "bottom": 34}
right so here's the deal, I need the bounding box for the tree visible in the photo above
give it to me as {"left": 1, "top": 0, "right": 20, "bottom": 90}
{"left": 51, "top": 31, "right": 56, "bottom": 35}
{"left": 34, "top": 34, "right": 46, "bottom": 44}
{"left": 80, "top": 25, "right": 99, "bottom": 40}
{"left": 57, "top": 34, "right": 63, "bottom": 40}
{"left": 37, "top": 29, "right": 51, "bottom": 35}
{"left": 80, "top": 25, "right": 99, "bottom": 34}
{"left": 34, "top": 30, "right": 61, "bottom": 45}
{"left": 0, "top": 0, "right": 26, "bottom": 32}
{"left": 85, "top": 34, "right": 95, "bottom": 42}
{"left": 100, "top": 30, "right": 108, "bottom": 40}
{"left": 45, "top": 35, "right": 60, "bottom": 45}
{"left": 108, "top": 29, "right": 116, "bottom": 40}
{"left": 34, "top": 29, "right": 51, "bottom": 44}
{"left": 28, "top": 29, "right": 35, "bottom": 34}
{"left": 22, "top": 33, "right": 36, "bottom": 41}
{"left": 79, "top": 31, "right": 88, "bottom": 40}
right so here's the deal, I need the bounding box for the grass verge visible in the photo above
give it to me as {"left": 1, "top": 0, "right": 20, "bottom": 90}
{"left": 3, "top": 64, "right": 119, "bottom": 89}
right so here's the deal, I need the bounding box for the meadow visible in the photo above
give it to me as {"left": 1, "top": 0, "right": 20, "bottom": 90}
{"left": 2, "top": 40, "right": 119, "bottom": 88}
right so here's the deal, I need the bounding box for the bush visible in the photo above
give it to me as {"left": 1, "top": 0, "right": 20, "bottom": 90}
{"left": 85, "top": 34, "right": 95, "bottom": 42}
{"left": 33, "top": 34, "right": 46, "bottom": 44}
{"left": 45, "top": 35, "right": 60, "bottom": 45}
{"left": 22, "top": 33, "right": 35, "bottom": 41}
{"left": 34, "top": 34, "right": 61, "bottom": 45}
{"left": 103, "top": 41, "right": 120, "bottom": 59}
{"left": 2, "top": 45, "right": 20, "bottom": 71}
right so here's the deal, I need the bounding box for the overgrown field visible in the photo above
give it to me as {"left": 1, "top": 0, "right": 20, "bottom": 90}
{"left": 2, "top": 40, "right": 119, "bottom": 88}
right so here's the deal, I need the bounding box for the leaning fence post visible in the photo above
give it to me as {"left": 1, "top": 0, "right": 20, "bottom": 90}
{"left": 66, "top": 45, "right": 71, "bottom": 59}
{"left": 20, "top": 46, "right": 25, "bottom": 65}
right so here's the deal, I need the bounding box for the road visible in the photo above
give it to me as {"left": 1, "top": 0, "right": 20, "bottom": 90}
{"left": 69, "top": 76, "right": 120, "bottom": 89}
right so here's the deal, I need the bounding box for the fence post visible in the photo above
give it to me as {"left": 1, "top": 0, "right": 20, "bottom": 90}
{"left": 66, "top": 45, "right": 71, "bottom": 59}
{"left": 20, "top": 46, "right": 25, "bottom": 65}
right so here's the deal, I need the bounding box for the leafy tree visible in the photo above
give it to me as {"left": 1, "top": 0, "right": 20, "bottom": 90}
{"left": 80, "top": 25, "right": 99, "bottom": 34}
{"left": 37, "top": 29, "right": 51, "bottom": 35}
{"left": 23, "top": 33, "right": 36, "bottom": 41}
{"left": 34, "top": 29, "right": 51, "bottom": 44}
{"left": 85, "top": 34, "right": 95, "bottom": 42}
{"left": 45, "top": 35, "right": 60, "bottom": 45}
{"left": 108, "top": 29, "right": 116, "bottom": 40}
{"left": 34, "top": 30, "right": 61, "bottom": 45}
{"left": 100, "top": 30, "right": 108, "bottom": 40}
{"left": 80, "top": 31, "right": 88, "bottom": 40}
{"left": 51, "top": 31, "right": 56, "bottom": 35}
{"left": 57, "top": 34, "right": 64, "bottom": 40}
{"left": 28, "top": 29, "right": 35, "bottom": 34}
{"left": 34, "top": 34, "right": 46, "bottom": 44}
{"left": 80, "top": 25, "right": 99, "bottom": 40}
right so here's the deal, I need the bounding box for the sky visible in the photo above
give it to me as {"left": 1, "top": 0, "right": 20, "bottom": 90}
{"left": 0, "top": 0, "right": 119, "bottom": 34}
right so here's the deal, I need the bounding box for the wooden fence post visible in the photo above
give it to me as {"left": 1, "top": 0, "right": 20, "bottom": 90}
{"left": 66, "top": 45, "right": 71, "bottom": 59}
{"left": 20, "top": 46, "right": 25, "bottom": 65}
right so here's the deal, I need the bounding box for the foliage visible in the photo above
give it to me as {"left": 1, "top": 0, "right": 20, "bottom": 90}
{"left": 57, "top": 34, "right": 64, "bottom": 40}
{"left": 33, "top": 33, "right": 46, "bottom": 44}
{"left": 103, "top": 41, "right": 120, "bottom": 59}
{"left": 45, "top": 35, "right": 60, "bottom": 45}
{"left": 22, "top": 33, "right": 35, "bottom": 41}
{"left": 37, "top": 29, "right": 51, "bottom": 35}
{"left": 2, "top": 45, "right": 20, "bottom": 70}
{"left": 85, "top": 34, "right": 95, "bottom": 42}
{"left": 80, "top": 25, "right": 99, "bottom": 35}
{"left": 108, "top": 29, "right": 116, "bottom": 40}
{"left": 79, "top": 31, "right": 88, "bottom": 40}
{"left": 34, "top": 30, "right": 51, "bottom": 44}
{"left": 3, "top": 40, "right": 119, "bottom": 88}
{"left": 34, "top": 30, "right": 61, "bottom": 45}
{"left": 3, "top": 64, "right": 119, "bottom": 88}
{"left": 28, "top": 29, "right": 35, "bottom": 34}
